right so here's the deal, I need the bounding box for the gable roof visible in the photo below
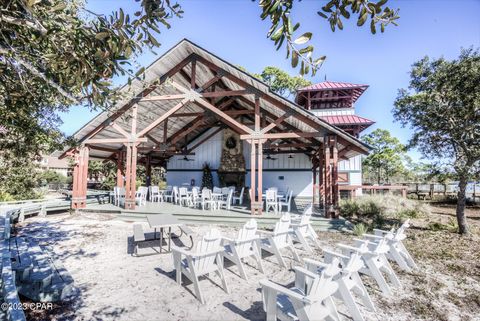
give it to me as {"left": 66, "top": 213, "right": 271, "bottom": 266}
{"left": 61, "top": 39, "right": 370, "bottom": 160}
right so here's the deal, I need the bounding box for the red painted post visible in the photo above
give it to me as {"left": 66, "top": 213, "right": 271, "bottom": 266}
{"left": 250, "top": 140, "right": 256, "bottom": 215}
{"left": 116, "top": 151, "right": 124, "bottom": 187}
{"left": 257, "top": 140, "right": 263, "bottom": 215}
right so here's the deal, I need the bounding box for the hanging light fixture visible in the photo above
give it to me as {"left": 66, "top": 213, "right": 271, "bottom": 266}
{"left": 288, "top": 147, "right": 294, "bottom": 159}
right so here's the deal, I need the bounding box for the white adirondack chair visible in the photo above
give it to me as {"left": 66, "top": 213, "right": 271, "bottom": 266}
{"left": 172, "top": 229, "right": 229, "bottom": 304}
{"left": 291, "top": 203, "right": 313, "bottom": 223}
{"left": 260, "top": 258, "right": 342, "bottom": 321}
{"left": 258, "top": 213, "right": 300, "bottom": 268}
{"left": 365, "top": 219, "right": 418, "bottom": 272}
{"left": 221, "top": 219, "right": 264, "bottom": 280}
{"left": 232, "top": 187, "right": 245, "bottom": 205}
{"left": 305, "top": 241, "right": 376, "bottom": 321}
{"left": 290, "top": 213, "right": 320, "bottom": 254}
{"left": 342, "top": 237, "right": 402, "bottom": 296}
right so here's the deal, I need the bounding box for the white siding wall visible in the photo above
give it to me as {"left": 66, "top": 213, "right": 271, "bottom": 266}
{"left": 338, "top": 155, "right": 362, "bottom": 171}
{"left": 165, "top": 127, "right": 363, "bottom": 197}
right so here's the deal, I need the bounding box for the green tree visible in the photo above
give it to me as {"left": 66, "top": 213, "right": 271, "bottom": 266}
{"left": 393, "top": 49, "right": 480, "bottom": 235}
{"left": 39, "top": 169, "right": 68, "bottom": 185}
{"left": 201, "top": 163, "right": 213, "bottom": 190}
{"left": 260, "top": 0, "right": 399, "bottom": 75}
{"left": 257, "top": 66, "right": 312, "bottom": 98}
{"left": 362, "top": 129, "right": 407, "bottom": 184}
{"left": 0, "top": 0, "right": 399, "bottom": 199}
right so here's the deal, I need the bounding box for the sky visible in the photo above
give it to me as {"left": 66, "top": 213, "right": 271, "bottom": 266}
{"left": 58, "top": 0, "right": 480, "bottom": 162}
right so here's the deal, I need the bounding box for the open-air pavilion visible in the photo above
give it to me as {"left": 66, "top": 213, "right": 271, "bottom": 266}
{"left": 60, "top": 39, "right": 370, "bottom": 216}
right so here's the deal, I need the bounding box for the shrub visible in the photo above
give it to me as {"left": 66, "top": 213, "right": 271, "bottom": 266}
{"left": 0, "top": 190, "right": 14, "bottom": 202}
{"left": 353, "top": 223, "right": 368, "bottom": 237}
{"left": 339, "top": 199, "right": 360, "bottom": 218}
{"left": 339, "top": 194, "right": 431, "bottom": 230}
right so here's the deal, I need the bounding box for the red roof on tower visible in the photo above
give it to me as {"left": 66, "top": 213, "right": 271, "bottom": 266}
{"left": 320, "top": 115, "right": 374, "bottom": 126}
{"left": 296, "top": 81, "right": 369, "bottom": 106}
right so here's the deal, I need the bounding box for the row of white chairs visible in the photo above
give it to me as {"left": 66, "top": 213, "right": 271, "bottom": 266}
{"left": 172, "top": 205, "right": 318, "bottom": 304}
{"left": 173, "top": 213, "right": 418, "bottom": 321}
{"left": 261, "top": 219, "right": 417, "bottom": 321}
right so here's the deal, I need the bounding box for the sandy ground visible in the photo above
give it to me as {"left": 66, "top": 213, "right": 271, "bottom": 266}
{"left": 15, "top": 206, "right": 480, "bottom": 321}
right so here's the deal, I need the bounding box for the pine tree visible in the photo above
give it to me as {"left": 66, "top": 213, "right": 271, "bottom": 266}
{"left": 201, "top": 163, "right": 213, "bottom": 190}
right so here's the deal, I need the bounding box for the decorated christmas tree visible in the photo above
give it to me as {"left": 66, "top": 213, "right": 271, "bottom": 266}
{"left": 201, "top": 163, "right": 213, "bottom": 190}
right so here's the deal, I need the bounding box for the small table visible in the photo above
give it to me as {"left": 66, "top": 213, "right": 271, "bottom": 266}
{"left": 147, "top": 214, "right": 183, "bottom": 253}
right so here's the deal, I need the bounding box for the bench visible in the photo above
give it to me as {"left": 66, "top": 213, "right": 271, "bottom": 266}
{"left": 1, "top": 241, "right": 26, "bottom": 321}
{"left": 132, "top": 224, "right": 158, "bottom": 256}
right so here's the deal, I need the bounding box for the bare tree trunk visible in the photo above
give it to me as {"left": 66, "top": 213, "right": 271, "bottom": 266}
{"left": 456, "top": 176, "right": 469, "bottom": 235}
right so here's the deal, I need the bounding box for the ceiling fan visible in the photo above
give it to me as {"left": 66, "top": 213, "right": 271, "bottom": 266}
{"left": 265, "top": 154, "right": 278, "bottom": 161}
{"left": 181, "top": 155, "right": 194, "bottom": 162}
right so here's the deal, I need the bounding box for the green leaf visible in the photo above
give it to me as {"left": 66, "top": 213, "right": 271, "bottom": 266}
{"left": 317, "top": 11, "right": 328, "bottom": 19}
{"left": 357, "top": 12, "right": 368, "bottom": 26}
{"left": 313, "top": 56, "right": 326, "bottom": 65}
{"left": 135, "top": 67, "right": 145, "bottom": 77}
{"left": 293, "top": 32, "right": 312, "bottom": 45}
{"left": 271, "top": 26, "right": 284, "bottom": 41}
{"left": 95, "top": 32, "right": 110, "bottom": 40}
{"left": 370, "top": 20, "right": 377, "bottom": 34}
{"left": 51, "top": 3, "right": 66, "bottom": 11}
{"left": 291, "top": 51, "right": 299, "bottom": 68}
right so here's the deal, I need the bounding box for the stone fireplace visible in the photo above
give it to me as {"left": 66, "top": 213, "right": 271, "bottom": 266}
{"left": 217, "top": 129, "right": 246, "bottom": 188}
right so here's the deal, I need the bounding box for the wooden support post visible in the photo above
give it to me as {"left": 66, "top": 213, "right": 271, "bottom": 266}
{"left": 257, "top": 140, "right": 263, "bottom": 215}
{"left": 250, "top": 140, "right": 257, "bottom": 215}
{"left": 332, "top": 136, "right": 339, "bottom": 218}
{"left": 318, "top": 149, "right": 324, "bottom": 208}
{"left": 124, "top": 143, "right": 138, "bottom": 209}
{"left": 124, "top": 105, "right": 138, "bottom": 209}
{"left": 116, "top": 151, "right": 124, "bottom": 187}
{"left": 312, "top": 165, "right": 317, "bottom": 205}
{"left": 72, "top": 146, "right": 89, "bottom": 209}
{"left": 146, "top": 155, "right": 152, "bottom": 201}
{"left": 324, "top": 137, "right": 331, "bottom": 217}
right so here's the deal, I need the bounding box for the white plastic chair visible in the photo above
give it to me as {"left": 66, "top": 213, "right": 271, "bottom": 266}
{"left": 260, "top": 258, "right": 341, "bottom": 321}
{"left": 366, "top": 219, "right": 418, "bottom": 272}
{"left": 150, "top": 185, "right": 162, "bottom": 202}
{"left": 342, "top": 237, "right": 402, "bottom": 296}
{"left": 279, "top": 190, "right": 293, "bottom": 213}
{"left": 135, "top": 187, "right": 148, "bottom": 206}
{"left": 178, "top": 187, "right": 190, "bottom": 206}
{"left": 222, "top": 219, "right": 264, "bottom": 280}
{"left": 232, "top": 187, "right": 245, "bottom": 205}
{"left": 172, "top": 229, "right": 229, "bottom": 304}
{"left": 217, "top": 189, "right": 233, "bottom": 210}
{"left": 265, "top": 189, "right": 278, "bottom": 214}
{"left": 258, "top": 213, "right": 300, "bottom": 268}
{"left": 201, "top": 188, "right": 215, "bottom": 210}
{"left": 305, "top": 241, "right": 376, "bottom": 321}
{"left": 290, "top": 213, "right": 320, "bottom": 254}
